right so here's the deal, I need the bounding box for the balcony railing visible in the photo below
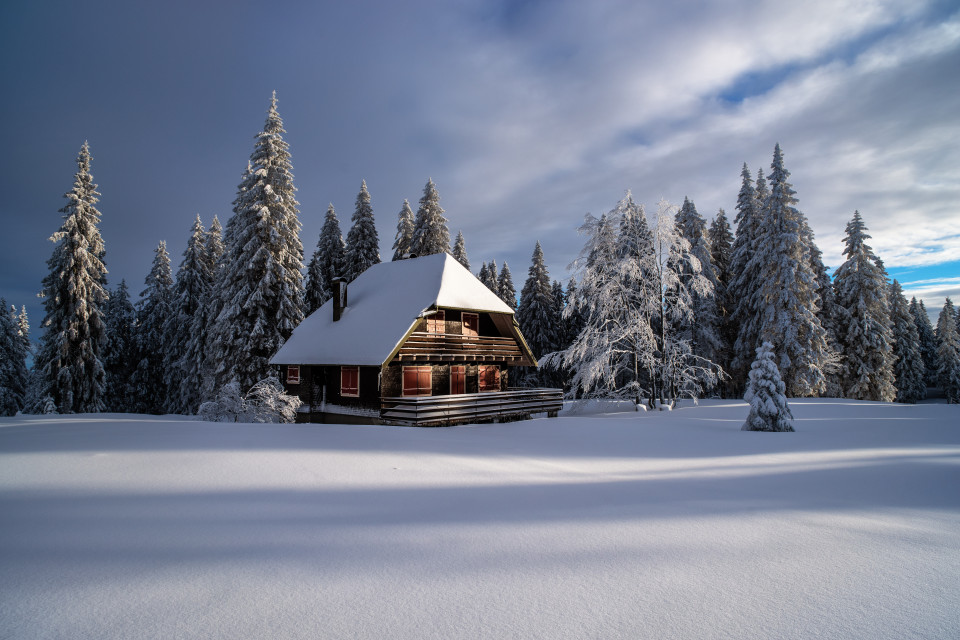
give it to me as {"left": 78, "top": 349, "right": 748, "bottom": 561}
{"left": 394, "top": 331, "right": 525, "bottom": 362}
{"left": 380, "top": 388, "right": 563, "bottom": 426}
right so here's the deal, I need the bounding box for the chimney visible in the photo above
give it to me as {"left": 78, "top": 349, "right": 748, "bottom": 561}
{"left": 332, "top": 278, "right": 347, "bottom": 321}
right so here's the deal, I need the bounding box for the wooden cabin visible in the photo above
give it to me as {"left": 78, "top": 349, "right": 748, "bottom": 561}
{"left": 270, "top": 252, "right": 562, "bottom": 425}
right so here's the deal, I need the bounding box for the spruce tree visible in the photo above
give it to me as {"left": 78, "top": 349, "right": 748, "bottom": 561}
{"left": 498, "top": 262, "right": 517, "bottom": 309}
{"left": 752, "top": 144, "right": 829, "bottom": 397}
{"left": 35, "top": 142, "right": 108, "bottom": 413}
{"left": 936, "top": 298, "right": 960, "bottom": 403}
{"left": 486, "top": 260, "right": 499, "bottom": 293}
{"left": 102, "top": 280, "right": 136, "bottom": 412}
{"left": 187, "top": 215, "right": 224, "bottom": 406}
{"left": 344, "top": 180, "right": 380, "bottom": 281}
{"left": 833, "top": 211, "right": 896, "bottom": 401}
{"left": 889, "top": 280, "right": 926, "bottom": 403}
{"left": 210, "top": 93, "right": 305, "bottom": 391}
{"left": 410, "top": 178, "right": 450, "bottom": 256}
{"left": 391, "top": 199, "right": 415, "bottom": 261}
{"left": 729, "top": 164, "right": 764, "bottom": 392}
{"left": 675, "top": 197, "right": 721, "bottom": 381}
{"left": 709, "top": 209, "right": 735, "bottom": 395}
{"left": 131, "top": 242, "right": 174, "bottom": 414}
{"left": 452, "top": 230, "right": 470, "bottom": 270}
{"left": 741, "top": 342, "right": 794, "bottom": 432}
{"left": 0, "top": 300, "right": 28, "bottom": 416}
{"left": 910, "top": 297, "right": 939, "bottom": 387}
{"left": 478, "top": 262, "right": 489, "bottom": 289}
{"left": 305, "top": 204, "right": 346, "bottom": 314}
{"left": 517, "top": 242, "right": 557, "bottom": 381}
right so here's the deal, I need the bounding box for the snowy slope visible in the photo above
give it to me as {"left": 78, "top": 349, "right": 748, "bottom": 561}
{"left": 1, "top": 400, "right": 958, "bottom": 639}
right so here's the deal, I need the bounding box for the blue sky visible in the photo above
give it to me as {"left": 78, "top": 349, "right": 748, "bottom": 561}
{"left": 1, "top": 0, "right": 958, "bottom": 331}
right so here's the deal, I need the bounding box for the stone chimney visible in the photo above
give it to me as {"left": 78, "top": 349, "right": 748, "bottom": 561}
{"left": 332, "top": 278, "right": 347, "bottom": 321}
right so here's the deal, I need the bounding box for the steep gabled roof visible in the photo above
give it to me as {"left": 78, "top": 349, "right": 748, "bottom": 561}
{"left": 271, "top": 252, "right": 520, "bottom": 366}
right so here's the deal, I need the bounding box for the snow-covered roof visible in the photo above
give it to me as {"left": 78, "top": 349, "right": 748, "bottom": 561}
{"left": 271, "top": 252, "right": 517, "bottom": 366}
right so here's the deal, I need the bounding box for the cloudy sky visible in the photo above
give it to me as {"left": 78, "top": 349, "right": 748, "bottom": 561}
{"left": 1, "top": 0, "right": 958, "bottom": 332}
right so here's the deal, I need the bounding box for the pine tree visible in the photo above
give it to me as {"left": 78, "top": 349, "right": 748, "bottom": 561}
{"left": 752, "top": 144, "right": 830, "bottom": 397}
{"left": 130, "top": 242, "right": 174, "bottom": 414}
{"left": 410, "top": 178, "right": 450, "bottom": 256}
{"left": 833, "top": 211, "right": 896, "bottom": 401}
{"left": 741, "top": 342, "right": 795, "bottom": 432}
{"left": 305, "top": 204, "right": 347, "bottom": 314}
{"left": 344, "top": 180, "right": 380, "bottom": 282}
{"left": 729, "top": 164, "right": 764, "bottom": 393}
{"left": 936, "top": 298, "right": 960, "bottom": 403}
{"left": 210, "top": 93, "right": 305, "bottom": 391}
{"left": 709, "top": 208, "right": 735, "bottom": 395}
{"left": 34, "top": 142, "right": 108, "bottom": 413}
{"left": 889, "top": 280, "right": 926, "bottom": 403}
{"left": 186, "top": 215, "right": 223, "bottom": 407}
{"left": 102, "top": 280, "right": 137, "bottom": 411}
{"left": 498, "top": 262, "right": 517, "bottom": 309}
{"left": 391, "top": 199, "right": 415, "bottom": 261}
{"left": 452, "top": 230, "right": 470, "bottom": 270}
{"left": 486, "top": 260, "right": 499, "bottom": 293}
{"left": 910, "top": 297, "right": 939, "bottom": 387}
{"left": 517, "top": 242, "right": 557, "bottom": 385}
{"left": 0, "top": 300, "right": 29, "bottom": 416}
{"left": 478, "top": 262, "right": 489, "bottom": 289}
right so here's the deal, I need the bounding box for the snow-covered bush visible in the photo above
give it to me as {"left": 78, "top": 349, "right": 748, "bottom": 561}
{"left": 199, "top": 378, "right": 301, "bottom": 423}
{"left": 742, "top": 342, "right": 794, "bottom": 432}
{"left": 41, "top": 396, "right": 58, "bottom": 415}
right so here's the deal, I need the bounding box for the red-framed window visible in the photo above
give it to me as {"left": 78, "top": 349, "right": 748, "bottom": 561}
{"left": 479, "top": 365, "right": 500, "bottom": 393}
{"left": 427, "top": 310, "right": 445, "bottom": 334}
{"left": 341, "top": 366, "right": 359, "bottom": 397}
{"left": 462, "top": 312, "right": 479, "bottom": 337}
{"left": 286, "top": 365, "right": 301, "bottom": 384}
{"left": 450, "top": 365, "right": 466, "bottom": 395}
{"left": 403, "top": 366, "right": 432, "bottom": 396}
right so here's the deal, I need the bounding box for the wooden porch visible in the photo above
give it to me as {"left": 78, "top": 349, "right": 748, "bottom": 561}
{"left": 380, "top": 388, "right": 564, "bottom": 426}
{"left": 393, "top": 332, "right": 526, "bottom": 363}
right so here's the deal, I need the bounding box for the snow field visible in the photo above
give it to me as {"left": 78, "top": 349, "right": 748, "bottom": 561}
{"left": 1, "top": 399, "right": 958, "bottom": 639}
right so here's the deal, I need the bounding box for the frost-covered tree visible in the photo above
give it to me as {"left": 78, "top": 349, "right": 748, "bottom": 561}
{"left": 131, "top": 242, "right": 173, "bottom": 414}
{"left": 752, "top": 144, "right": 830, "bottom": 397}
{"left": 102, "top": 280, "right": 136, "bottom": 412}
{"left": 741, "top": 342, "right": 794, "bottom": 432}
{"left": 305, "top": 204, "right": 347, "bottom": 314}
{"left": 199, "top": 376, "right": 301, "bottom": 423}
{"left": 889, "top": 280, "right": 926, "bottom": 403}
{"left": 478, "top": 262, "right": 489, "bottom": 289}
{"left": 833, "top": 211, "right": 896, "bottom": 401}
{"left": 498, "top": 262, "right": 517, "bottom": 309}
{"left": 452, "top": 230, "right": 470, "bottom": 270}
{"left": 936, "top": 298, "right": 960, "bottom": 403}
{"left": 709, "top": 208, "right": 735, "bottom": 395}
{"left": 910, "top": 297, "right": 939, "bottom": 387}
{"left": 485, "top": 260, "right": 499, "bottom": 293}
{"left": 0, "top": 300, "right": 29, "bottom": 416}
{"left": 344, "top": 180, "right": 380, "bottom": 282}
{"left": 34, "top": 142, "right": 108, "bottom": 414}
{"left": 392, "top": 200, "right": 415, "bottom": 261}
{"left": 163, "top": 216, "right": 209, "bottom": 413}
{"left": 187, "top": 215, "right": 224, "bottom": 406}
{"left": 561, "top": 279, "right": 585, "bottom": 353}
{"left": 675, "top": 197, "right": 721, "bottom": 381}
{"left": 729, "top": 164, "right": 765, "bottom": 392}
{"left": 517, "top": 242, "right": 558, "bottom": 386}
{"left": 210, "top": 93, "right": 305, "bottom": 391}
{"left": 410, "top": 178, "right": 450, "bottom": 256}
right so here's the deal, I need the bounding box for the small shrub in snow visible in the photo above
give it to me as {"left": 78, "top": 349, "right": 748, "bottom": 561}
{"left": 199, "top": 378, "right": 301, "bottom": 423}
{"left": 41, "top": 396, "right": 58, "bottom": 415}
{"left": 742, "top": 342, "right": 794, "bottom": 432}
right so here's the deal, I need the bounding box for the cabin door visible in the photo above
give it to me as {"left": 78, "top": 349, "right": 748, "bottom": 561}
{"left": 450, "top": 365, "right": 466, "bottom": 394}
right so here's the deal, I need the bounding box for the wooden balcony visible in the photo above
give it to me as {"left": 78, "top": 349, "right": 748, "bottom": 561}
{"left": 380, "top": 388, "right": 563, "bottom": 426}
{"left": 394, "top": 331, "right": 525, "bottom": 362}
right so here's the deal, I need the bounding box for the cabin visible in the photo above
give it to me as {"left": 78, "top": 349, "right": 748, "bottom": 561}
{"left": 270, "top": 252, "right": 563, "bottom": 426}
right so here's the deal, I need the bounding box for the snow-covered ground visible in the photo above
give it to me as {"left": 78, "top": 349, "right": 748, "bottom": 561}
{"left": 1, "top": 399, "right": 958, "bottom": 639}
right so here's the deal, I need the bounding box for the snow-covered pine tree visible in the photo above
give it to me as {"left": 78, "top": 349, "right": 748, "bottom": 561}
{"left": 808, "top": 240, "right": 843, "bottom": 397}
{"left": 561, "top": 279, "right": 585, "bottom": 353}
{"left": 516, "top": 241, "right": 558, "bottom": 386}
{"left": 889, "top": 280, "right": 926, "bottom": 403}
{"left": 392, "top": 200, "right": 415, "bottom": 261}
{"left": 210, "top": 93, "right": 305, "bottom": 391}
{"left": 910, "top": 297, "right": 939, "bottom": 387}
{"left": 478, "top": 262, "right": 489, "bottom": 289}
{"left": 486, "top": 260, "right": 499, "bottom": 293}
{"left": 452, "top": 230, "right": 470, "bottom": 270}
{"left": 163, "top": 216, "right": 209, "bottom": 413}
{"left": 0, "top": 300, "right": 28, "bottom": 416}
{"left": 101, "top": 280, "right": 137, "bottom": 412}
{"left": 344, "top": 180, "right": 380, "bottom": 282}
{"left": 675, "top": 197, "right": 721, "bottom": 386}
{"left": 130, "top": 242, "right": 174, "bottom": 414}
{"left": 752, "top": 144, "right": 830, "bottom": 397}
{"left": 709, "top": 208, "right": 735, "bottom": 396}
{"left": 729, "top": 164, "right": 764, "bottom": 393}
{"left": 34, "top": 142, "right": 108, "bottom": 413}
{"left": 936, "top": 298, "right": 960, "bottom": 403}
{"left": 410, "top": 178, "right": 450, "bottom": 256}
{"left": 305, "top": 204, "right": 347, "bottom": 314}
{"left": 741, "top": 342, "right": 794, "bottom": 432}
{"left": 833, "top": 211, "right": 896, "bottom": 401}
{"left": 498, "top": 262, "right": 517, "bottom": 309}
{"left": 187, "top": 215, "right": 224, "bottom": 405}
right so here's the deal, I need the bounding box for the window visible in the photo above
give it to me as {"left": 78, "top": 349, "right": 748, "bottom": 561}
{"left": 479, "top": 365, "right": 500, "bottom": 393}
{"left": 403, "top": 366, "right": 432, "bottom": 396}
{"left": 341, "top": 366, "right": 359, "bottom": 397}
{"left": 427, "top": 310, "right": 445, "bottom": 334}
{"left": 286, "top": 365, "right": 301, "bottom": 385}
{"left": 450, "top": 365, "right": 466, "bottom": 395}
{"left": 462, "top": 312, "right": 479, "bottom": 337}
